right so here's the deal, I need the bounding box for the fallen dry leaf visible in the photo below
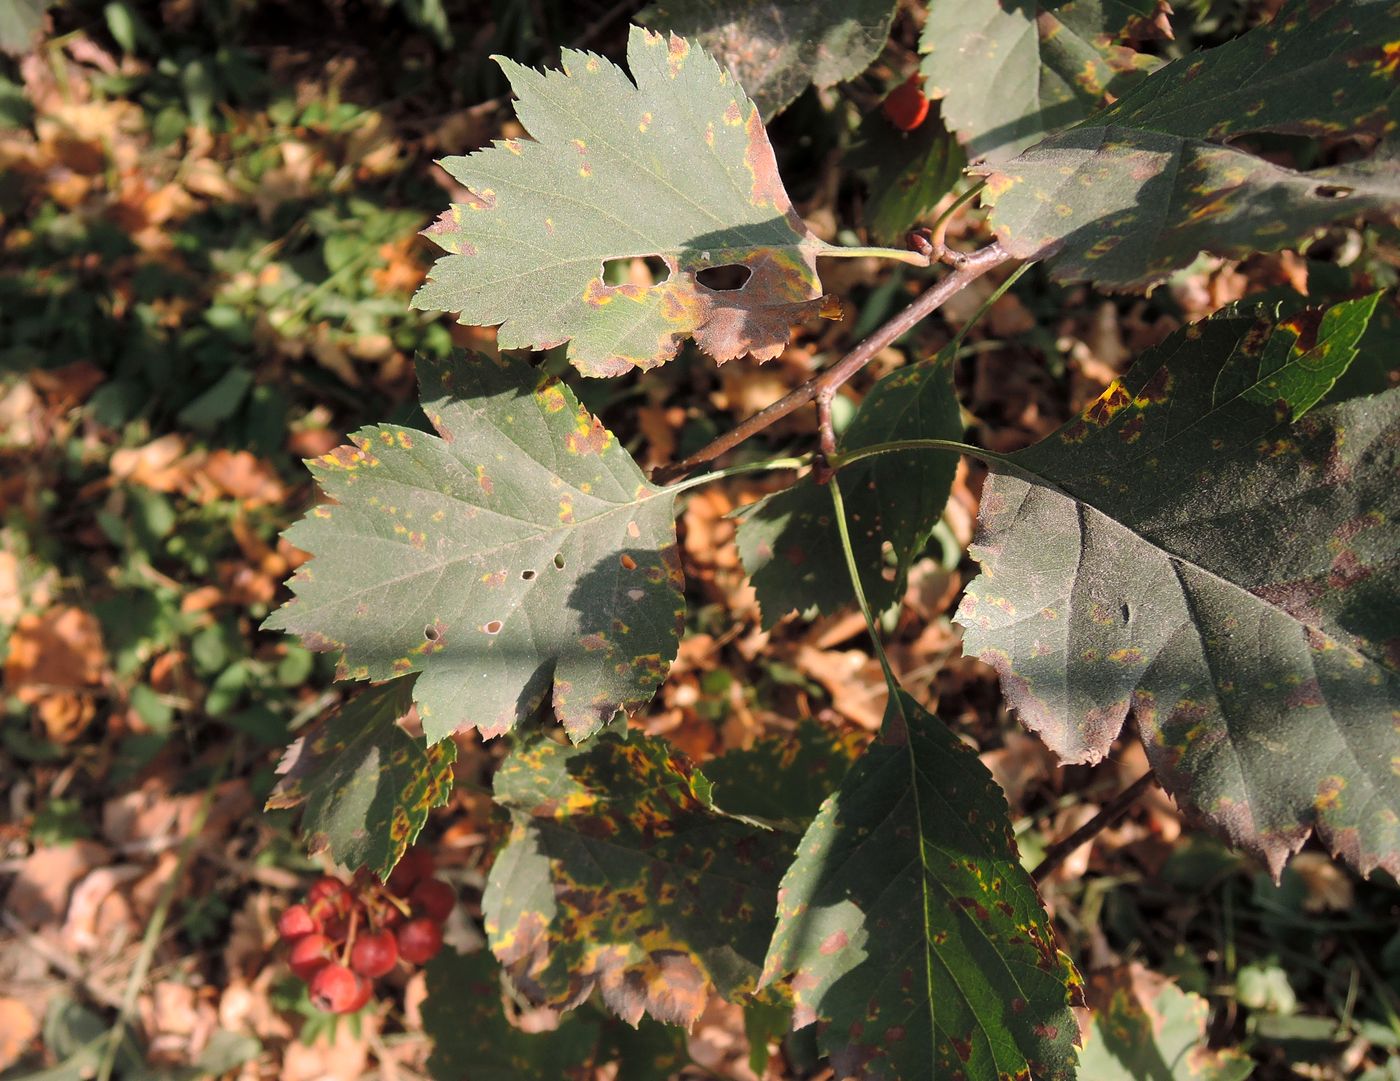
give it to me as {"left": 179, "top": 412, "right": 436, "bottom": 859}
{"left": 0, "top": 998, "right": 39, "bottom": 1071}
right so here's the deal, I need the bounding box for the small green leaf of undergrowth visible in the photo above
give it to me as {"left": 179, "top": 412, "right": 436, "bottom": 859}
{"left": 1077, "top": 965, "right": 1254, "bottom": 1080}
{"left": 848, "top": 105, "right": 965, "bottom": 245}
{"left": 412, "top": 25, "right": 843, "bottom": 378}
{"left": 265, "top": 680, "right": 455, "bottom": 880}
{"left": 761, "top": 690, "right": 1081, "bottom": 1081}
{"left": 424, "top": 950, "right": 601, "bottom": 1081}
{"left": 921, "top": 0, "right": 1162, "bottom": 161}
{"left": 482, "top": 725, "right": 794, "bottom": 1026}
{"left": 264, "top": 351, "right": 684, "bottom": 744}
{"left": 979, "top": 0, "right": 1400, "bottom": 287}
{"left": 957, "top": 296, "right": 1400, "bottom": 878}
{"left": 702, "top": 718, "right": 859, "bottom": 827}
{"left": 737, "top": 352, "right": 962, "bottom": 626}
{"left": 640, "top": 0, "right": 899, "bottom": 121}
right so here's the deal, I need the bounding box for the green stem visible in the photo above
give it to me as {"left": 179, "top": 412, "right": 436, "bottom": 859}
{"left": 663, "top": 455, "right": 810, "bottom": 494}
{"left": 828, "top": 473, "right": 897, "bottom": 694}
{"left": 832, "top": 437, "right": 1018, "bottom": 471}
{"left": 818, "top": 243, "right": 931, "bottom": 267}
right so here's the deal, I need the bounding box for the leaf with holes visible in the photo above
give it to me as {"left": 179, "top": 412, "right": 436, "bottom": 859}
{"left": 263, "top": 351, "right": 684, "bottom": 744}
{"left": 978, "top": 0, "right": 1400, "bottom": 287}
{"left": 482, "top": 725, "right": 794, "bottom": 1027}
{"left": 640, "top": 0, "right": 899, "bottom": 121}
{"left": 761, "top": 691, "right": 1081, "bottom": 1081}
{"left": 1078, "top": 965, "right": 1254, "bottom": 1080}
{"left": 264, "top": 680, "right": 456, "bottom": 881}
{"left": 956, "top": 296, "right": 1400, "bottom": 878}
{"left": 412, "top": 25, "right": 854, "bottom": 378}
{"left": 702, "top": 718, "right": 859, "bottom": 827}
{"left": 737, "top": 352, "right": 962, "bottom": 626}
{"left": 921, "top": 0, "right": 1162, "bottom": 161}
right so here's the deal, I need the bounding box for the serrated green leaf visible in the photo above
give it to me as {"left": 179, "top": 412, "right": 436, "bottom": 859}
{"left": 702, "top": 718, "right": 858, "bottom": 826}
{"left": 1078, "top": 965, "right": 1254, "bottom": 1080}
{"left": 978, "top": 0, "right": 1400, "bottom": 286}
{"left": 737, "top": 354, "right": 962, "bottom": 626}
{"left": 264, "top": 351, "right": 684, "bottom": 744}
{"left": 921, "top": 0, "right": 1162, "bottom": 161}
{"left": 264, "top": 681, "right": 455, "bottom": 880}
{"left": 640, "top": 0, "right": 898, "bottom": 120}
{"left": 594, "top": 1010, "right": 691, "bottom": 1081}
{"left": 956, "top": 298, "right": 1400, "bottom": 878}
{"left": 849, "top": 105, "right": 965, "bottom": 245}
{"left": 761, "top": 691, "right": 1081, "bottom": 1081}
{"left": 413, "top": 25, "right": 845, "bottom": 378}
{"left": 483, "top": 726, "right": 794, "bottom": 1026}
{"left": 424, "top": 950, "right": 601, "bottom": 1081}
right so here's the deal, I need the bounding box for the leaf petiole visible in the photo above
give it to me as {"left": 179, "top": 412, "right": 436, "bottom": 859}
{"left": 663, "top": 455, "right": 811, "bottom": 494}
{"left": 831, "top": 437, "right": 1018, "bottom": 471}
{"left": 817, "top": 243, "right": 932, "bottom": 267}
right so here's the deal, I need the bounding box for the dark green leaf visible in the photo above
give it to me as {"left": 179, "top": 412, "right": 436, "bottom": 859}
{"left": 264, "top": 681, "right": 455, "bottom": 880}
{"left": 594, "top": 1011, "right": 691, "bottom": 1081}
{"left": 979, "top": 0, "right": 1400, "bottom": 286}
{"left": 412, "top": 26, "right": 843, "bottom": 377}
{"left": 921, "top": 0, "right": 1161, "bottom": 161}
{"left": 424, "top": 950, "right": 601, "bottom": 1081}
{"left": 640, "top": 0, "right": 898, "bottom": 120}
{"left": 483, "top": 726, "right": 794, "bottom": 1026}
{"left": 737, "top": 354, "right": 962, "bottom": 625}
{"left": 957, "top": 299, "right": 1400, "bottom": 877}
{"left": 0, "top": 0, "right": 46, "bottom": 55}
{"left": 1078, "top": 965, "right": 1254, "bottom": 1080}
{"left": 702, "top": 718, "right": 858, "bottom": 825}
{"left": 849, "top": 106, "right": 965, "bottom": 245}
{"left": 264, "top": 351, "right": 684, "bottom": 744}
{"left": 761, "top": 692, "right": 1081, "bottom": 1081}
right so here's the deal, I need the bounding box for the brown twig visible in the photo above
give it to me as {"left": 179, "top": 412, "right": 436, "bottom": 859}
{"left": 653, "top": 240, "right": 1010, "bottom": 485}
{"left": 1030, "top": 770, "right": 1157, "bottom": 885}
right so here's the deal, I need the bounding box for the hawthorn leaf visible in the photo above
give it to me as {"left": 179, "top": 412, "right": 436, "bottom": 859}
{"left": 639, "top": 0, "right": 898, "bottom": 120}
{"left": 264, "top": 680, "right": 455, "bottom": 881}
{"left": 702, "top": 718, "right": 860, "bottom": 826}
{"left": 424, "top": 950, "right": 601, "bottom": 1081}
{"left": 920, "top": 0, "right": 1162, "bottom": 161}
{"left": 0, "top": 0, "right": 45, "bottom": 56}
{"left": 849, "top": 105, "right": 965, "bottom": 245}
{"left": 737, "top": 353, "right": 962, "bottom": 626}
{"left": 1078, "top": 965, "right": 1254, "bottom": 1080}
{"left": 264, "top": 351, "right": 684, "bottom": 744}
{"left": 412, "top": 25, "right": 845, "bottom": 378}
{"left": 482, "top": 726, "right": 794, "bottom": 1027}
{"left": 761, "top": 691, "right": 1081, "bottom": 1081}
{"left": 956, "top": 298, "right": 1400, "bottom": 878}
{"left": 978, "top": 0, "right": 1400, "bottom": 286}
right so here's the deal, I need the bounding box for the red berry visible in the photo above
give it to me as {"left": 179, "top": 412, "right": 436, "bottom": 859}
{"left": 396, "top": 917, "right": 443, "bottom": 964}
{"left": 289, "top": 933, "right": 336, "bottom": 981}
{"left": 308, "top": 962, "right": 366, "bottom": 1014}
{"left": 386, "top": 848, "right": 435, "bottom": 896}
{"left": 882, "top": 74, "right": 930, "bottom": 132}
{"left": 277, "top": 903, "right": 320, "bottom": 941}
{"left": 350, "top": 929, "right": 399, "bottom": 978}
{"left": 308, "top": 876, "right": 350, "bottom": 910}
{"left": 344, "top": 972, "right": 374, "bottom": 1013}
{"left": 410, "top": 878, "right": 456, "bottom": 922}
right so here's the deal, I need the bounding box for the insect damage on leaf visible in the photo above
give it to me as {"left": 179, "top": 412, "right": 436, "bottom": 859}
{"left": 411, "top": 25, "right": 843, "bottom": 377}
{"left": 263, "top": 350, "right": 685, "bottom": 744}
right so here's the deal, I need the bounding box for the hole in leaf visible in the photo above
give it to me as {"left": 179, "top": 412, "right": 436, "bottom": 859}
{"left": 620, "top": 554, "right": 637, "bottom": 570}
{"left": 601, "top": 255, "right": 670, "bottom": 286}
{"left": 424, "top": 625, "right": 441, "bottom": 642}
{"left": 696, "top": 263, "right": 752, "bottom": 291}
{"left": 483, "top": 620, "right": 503, "bottom": 635}
{"left": 1121, "top": 604, "right": 1131, "bottom": 624}
{"left": 521, "top": 570, "right": 537, "bottom": 581}
{"left": 553, "top": 553, "right": 565, "bottom": 569}
{"left": 1313, "top": 184, "right": 1354, "bottom": 199}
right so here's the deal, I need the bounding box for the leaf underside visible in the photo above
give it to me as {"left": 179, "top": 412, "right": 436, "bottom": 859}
{"left": 921, "top": 0, "right": 1161, "bottom": 162}
{"left": 957, "top": 297, "right": 1400, "bottom": 879}
{"left": 483, "top": 727, "right": 794, "bottom": 1027}
{"left": 738, "top": 354, "right": 962, "bottom": 625}
{"left": 264, "top": 351, "right": 683, "bottom": 744}
{"left": 640, "top": 0, "right": 899, "bottom": 121}
{"left": 980, "top": 0, "right": 1400, "bottom": 287}
{"left": 762, "top": 692, "right": 1081, "bottom": 1081}
{"left": 412, "top": 25, "right": 837, "bottom": 377}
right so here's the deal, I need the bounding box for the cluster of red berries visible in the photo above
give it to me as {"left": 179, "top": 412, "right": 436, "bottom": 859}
{"left": 276, "top": 848, "right": 451, "bottom": 1014}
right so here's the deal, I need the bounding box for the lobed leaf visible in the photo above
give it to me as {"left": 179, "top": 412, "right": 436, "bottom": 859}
{"left": 264, "top": 351, "right": 684, "bottom": 744}
{"left": 483, "top": 726, "right": 795, "bottom": 1026}
{"left": 957, "top": 297, "right": 1400, "bottom": 878}
{"left": 761, "top": 691, "right": 1081, "bottom": 1081}
{"left": 921, "top": 0, "right": 1162, "bottom": 161}
{"left": 412, "top": 25, "right": 843, "bottom": 377}
{"left": 640, "top": 0, "right": 899, "bottom": 121}
{"left": 737, "top": 353, "right": 962, "bottom": 625}
{"left": 1077, "top": 965, "right": 1254, "bottom": 1080}
{"left": 264, "top": 680, "right": 455, "bottom": 881}
{"left": 978, "top": 0, "right": 1400, "bottom": 287}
